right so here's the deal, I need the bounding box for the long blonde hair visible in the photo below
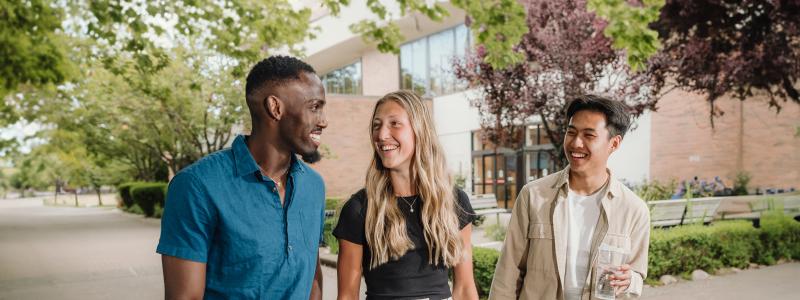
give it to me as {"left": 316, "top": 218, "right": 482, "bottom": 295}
{"left": 364, "top": 90, "right": 464, "bottom": 269}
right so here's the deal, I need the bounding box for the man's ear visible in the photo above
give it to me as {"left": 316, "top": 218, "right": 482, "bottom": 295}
{"left": 264, "top": 95, "right": 283, "bottom": 121}
{"left": 609, "top": 135, "right": 622, "bottom": 153}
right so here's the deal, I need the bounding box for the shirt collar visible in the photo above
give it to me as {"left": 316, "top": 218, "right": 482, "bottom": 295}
{"left": 232, "top": 135, "right": 307, "bottom": 177}
{"left": 552, "top": 165, "right": 621, "bottom": 200}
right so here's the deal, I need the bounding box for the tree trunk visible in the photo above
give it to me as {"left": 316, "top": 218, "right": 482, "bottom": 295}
{"left": 96, "top": 188, "right": 103, "bottom": 206}
{"left": 74, "top": 191, "right": 79, "bottom": 207}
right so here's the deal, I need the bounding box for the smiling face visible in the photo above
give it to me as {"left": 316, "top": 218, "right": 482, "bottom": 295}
{"left": 276, "top": 72, "right": 328, "bottom": 163}
{"left": 563, "top": 110, "right": 621, "bottom": 176}
{"left": 372, "top": 100, "right": 416, "bottom": 172}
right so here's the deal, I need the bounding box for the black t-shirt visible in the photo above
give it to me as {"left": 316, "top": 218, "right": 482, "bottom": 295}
{"left": 333, "top": 188, "right": 476, "bottom": 300}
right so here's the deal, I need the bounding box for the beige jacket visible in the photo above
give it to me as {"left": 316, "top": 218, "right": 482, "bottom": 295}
{"left": 489, "top": 167, "right": 650, "bottom": 300}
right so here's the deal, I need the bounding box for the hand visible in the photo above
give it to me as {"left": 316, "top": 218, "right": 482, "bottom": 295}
{"left": 608, "top": 264, "right": 631, "bottom": 296}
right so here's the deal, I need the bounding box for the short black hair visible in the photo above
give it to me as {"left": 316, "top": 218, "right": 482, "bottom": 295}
{"left": 245, "top": 55, "right": 316, "bottom": 96}
{"left": 565, "top": 94, "right": 632, "bottom": 139}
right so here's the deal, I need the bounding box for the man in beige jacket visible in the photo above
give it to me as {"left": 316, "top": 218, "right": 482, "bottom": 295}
{"left": 489, "top": 95, "right": 650, "bottom": 300}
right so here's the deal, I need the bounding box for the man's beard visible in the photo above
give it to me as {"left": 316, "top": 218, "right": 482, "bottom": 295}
{"left": 301, "top": 150, "right": 322, "bottom": 164}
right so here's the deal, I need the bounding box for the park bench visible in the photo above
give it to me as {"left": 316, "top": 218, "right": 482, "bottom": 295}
{"left": 722, "top": 194, "right": 800, "bottom": 221}
{"left": 469, "top": 193, "right": 509, "bottom": 217}
{"left": 648, "top": 197, "right": 722, "bottom": 227}
{"left": 648, "top": 199, "right": 687, "bottom": 227}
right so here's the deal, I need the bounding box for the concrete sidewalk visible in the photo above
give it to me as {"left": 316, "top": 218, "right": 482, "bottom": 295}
{"left": 641, "top": 262, "right": 800, "bottom": 300}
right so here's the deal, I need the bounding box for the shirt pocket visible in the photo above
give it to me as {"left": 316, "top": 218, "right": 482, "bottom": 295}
{"left": 527, "top": 223, "right": 557, "bottom": 274}
{"left": 601, "top": 233, "right": 632, "bottom": 255}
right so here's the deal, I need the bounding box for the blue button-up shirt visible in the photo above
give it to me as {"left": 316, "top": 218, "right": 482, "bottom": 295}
{"left": 157, "top": 135, "right": 325, "bottom": 299}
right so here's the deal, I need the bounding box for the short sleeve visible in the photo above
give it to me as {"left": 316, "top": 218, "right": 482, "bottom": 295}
{"left": 455, "top": 188, "right": 476, "bottom": 229}
{"left": 156, "top": 171, "right": 217, "bottom": 263}
{"left": 332, "top": 190, "right": 367, "bottom": 245}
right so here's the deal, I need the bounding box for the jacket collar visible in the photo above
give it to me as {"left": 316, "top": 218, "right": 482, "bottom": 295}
{"left": 551, "top": 165, "right": 622, "bottom": 201}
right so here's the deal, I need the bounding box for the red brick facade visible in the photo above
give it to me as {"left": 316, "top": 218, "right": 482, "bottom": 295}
{"left": 651, "top": 90, "right": 800, "bottom": 192}
{"left": 306, "top": 95, "right": 379, "bottom": 199}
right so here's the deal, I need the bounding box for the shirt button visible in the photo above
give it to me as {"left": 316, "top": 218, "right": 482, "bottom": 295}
{"left": 288, "top": 245, "right": 293, "bottom": 251}
{"left": 272, "top": 187, "right": 277, "bottom": 193}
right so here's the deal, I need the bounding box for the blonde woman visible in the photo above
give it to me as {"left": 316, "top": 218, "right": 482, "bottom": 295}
{"left": 334, "top": 90, "right": 479, "bottom": 300}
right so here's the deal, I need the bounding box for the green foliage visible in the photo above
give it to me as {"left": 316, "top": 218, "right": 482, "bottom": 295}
{"left": 453, "top": 0, "right": 528, "bottom": 69}
{"left": 323, "top": 217, "right": 339, "bottom": 254}
{"left": 124, "top": 203, "right": 145, "bottom": 215}
{"left": 118, "top": 182, "right": 146, "bottom": 208}
{"left": 648, "top": 218, "right": 800, "bottom": 280}
{"left": 325, "top": 198, "right": 343, "bottom": 211}
{"left": 472, "top": 247, "right": 500, "bottom": 298}
{"left": 756, "top": 212, "right": 800, "bottom": 265}
{"left": 635, "top": 179, "right": 677, "bottom": 201}
{"left": 588, "top": 0, "right": 665, "bottom": 71}
{"left": 733, "top": 171, "right": 752, "bottom": 196}
{"left": 153, "top": 203, "right": 164, "bottom": 219}
{"left": 0, "top": 0, "right": 73, "bottom": 106}
{"left": 83, "top": 0, "right": 313, "bottom": 77}
{"left": 346, "top": 0, "right": 449, "bottom": 54}
{"left": 453, "top": 173, "right": 466, "bottom": 190}
{"left": 130, "top": 182, "right": 167, "bottom": 217}
{"left": 484, "top": 222, "right": 507, "bottom": 242}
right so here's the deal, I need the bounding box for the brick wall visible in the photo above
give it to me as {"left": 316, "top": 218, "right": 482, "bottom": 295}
{"left": 310, "top": 94, "right": 435, "bottom": 199}
{"left": 308, "top": 95, "right": 379, "bottom": 199}
{"left": 651, "top": 89, "right": 800, "bottom": 192}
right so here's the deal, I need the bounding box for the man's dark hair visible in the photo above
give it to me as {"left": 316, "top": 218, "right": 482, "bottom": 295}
{"left": 245, "top": 55, "right": 316, "bottom": 96}
{"left": 565, "top": 94, "right": 632, "bottom": 139}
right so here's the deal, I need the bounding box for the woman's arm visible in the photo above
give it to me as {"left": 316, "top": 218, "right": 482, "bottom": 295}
{"left": 337, "top": 239, "right": 363, "bottom": 300}
{"left": 452, "top": 224, "right": 479, "bottom": 300}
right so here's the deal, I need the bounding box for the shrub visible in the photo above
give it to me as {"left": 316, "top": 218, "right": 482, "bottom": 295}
{"left": 733, "top": 171, "right": 751, "bottom": 196}
{"left": 473, "top": 247, "right": 500, "bottom": 298}
{"left": 635, "top": 179, "right": 677, "bottom": 201}
{"left": 325, "top": 198, "right": 342, "bottom": 211}
{"left": 755, "top": 212, "right": 800, "bottom": 264}
{"left": 484, "top": 223, "right": 507, "bottom": 242}
{"left": 130, "top": 182, "right": 168, "bottom": 217}
{"left": 125, "top": 203, "right": 145, "bottom": 215}
{"left": 648, "top": 218, "right": 800, "bottom": 281}
{"left": 323, "top": 217, "right": 339, "bottom": 254}
{"left": 118, "top": 182, "right": 144, "bottom": 208}
{"left": 649, "top": 224, "right": 726, "bottom": 278}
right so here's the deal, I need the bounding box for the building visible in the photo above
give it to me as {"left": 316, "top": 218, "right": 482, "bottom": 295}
{"left": 301, "top": 1, "right": 800, "bottom": 204}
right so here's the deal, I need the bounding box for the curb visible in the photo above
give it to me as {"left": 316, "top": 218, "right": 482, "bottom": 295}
{"left": 319, "top": 249, "right": 338, "bottom": 268}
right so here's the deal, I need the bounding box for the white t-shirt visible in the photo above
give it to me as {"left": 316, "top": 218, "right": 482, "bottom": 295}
{"left": 564, "top": 188, "right": 603, "bottom": 300}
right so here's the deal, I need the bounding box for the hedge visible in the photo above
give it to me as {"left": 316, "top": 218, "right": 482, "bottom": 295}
{"left": 323, "top": 217, "right": 339, "bottom": 254}
{"left": 129, "top": 182, "right": 168, "bottom": 217}
{"left": 470, "top": 215, "right": 800, "bottom": 293}
{"left": 473, "top": 247, "right": 500, "bottom": 298}
{"left": 118, "top": 182, "right": 145, "bottom": 208}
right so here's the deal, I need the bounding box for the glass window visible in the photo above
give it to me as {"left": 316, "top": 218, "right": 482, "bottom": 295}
{"left": 525, "top": 124, "right": 554, "bottom": 146}
{"left": 321, "top": 60, "right": 362, "bottom": 95}
{"left": 472, "top": 156, "right": 483, "bottom": 194}
{"left": 400, "top": 24, "right": 471, "bottom": 96}
{"left": 505, "top": 155, "right": 517, "bottom": 202}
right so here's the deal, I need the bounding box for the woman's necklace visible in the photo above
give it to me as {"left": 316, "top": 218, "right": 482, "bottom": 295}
{"left": 399, "top": 196, "right": 418, "bottom": 213}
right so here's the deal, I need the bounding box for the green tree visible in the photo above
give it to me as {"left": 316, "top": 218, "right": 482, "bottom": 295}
{"left": 0, "top": 170, "right": 9, "bottom": 199}
{"left": 1, "top": 0, "right": 74, "bottom": 125}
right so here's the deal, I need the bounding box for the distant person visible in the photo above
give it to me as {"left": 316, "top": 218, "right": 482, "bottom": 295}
{"left": 157, "top": 56, "right": 328, "bottom": 299}
{"left": 490, "top": 95, "right": 650, "bottom": 299}
{"left": 334, "top": 90, "right": 479, "bottom": 299}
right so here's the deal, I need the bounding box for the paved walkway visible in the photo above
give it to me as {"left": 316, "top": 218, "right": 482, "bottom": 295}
{"left": 0, "top": 196, "right": 163, "bottom": 299}
{"left": 641, "top": 262, "right": 800, "bottom": 299}
{"left": 1, "top": 197, "right": 798, "bottom": 299}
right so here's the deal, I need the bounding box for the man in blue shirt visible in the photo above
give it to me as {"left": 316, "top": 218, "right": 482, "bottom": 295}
{"left": 157, "top": 56, "right": 328, "bottom": 299}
